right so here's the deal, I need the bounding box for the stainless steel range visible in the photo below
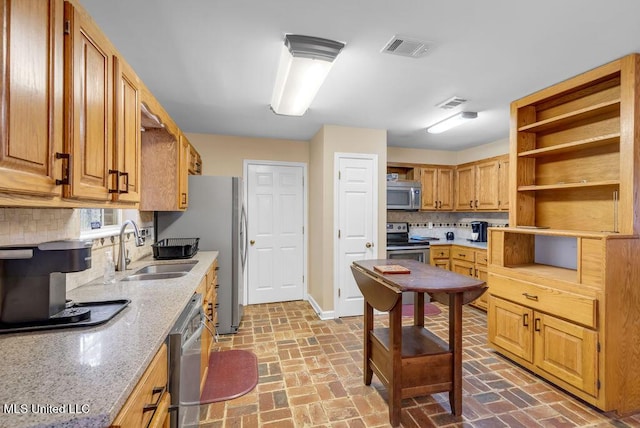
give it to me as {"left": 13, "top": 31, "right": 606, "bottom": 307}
{"left": 386, "top": 222, "right": 438, "bottom": 264}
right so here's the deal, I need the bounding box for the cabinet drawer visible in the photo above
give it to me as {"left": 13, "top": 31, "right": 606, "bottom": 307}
{"left": 431, "top": 247, "right": 450, "bottom": 259}
{"left": 112, "top": 344, "right": 168, "bottom": 428}
{"left": 452, "top": 246, "right": 475, "bottom": 262}
{"left": 489, "top": 273, "right": 596, "bottom": 328}
{"left": 475, "top": 250, "right": 488, "bottom": 266}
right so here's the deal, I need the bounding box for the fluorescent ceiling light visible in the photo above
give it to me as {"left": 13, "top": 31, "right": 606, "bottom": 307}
{"left": 271, "top": 35, "right": 345, "bottom": 116}
{"left": 426, "top": 111, "right": 478, "bottom": 134}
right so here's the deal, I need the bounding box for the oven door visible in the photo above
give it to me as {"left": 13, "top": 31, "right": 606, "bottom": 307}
{"left": 386, "top": 247, "right": 429, "bottom": 263}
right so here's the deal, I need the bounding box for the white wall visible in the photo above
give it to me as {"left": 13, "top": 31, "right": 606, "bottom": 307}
{"left": 387, "top": 138, "right": 509, "bottom": 165}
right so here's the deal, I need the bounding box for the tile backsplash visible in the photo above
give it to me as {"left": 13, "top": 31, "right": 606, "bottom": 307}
{"left": 0, "top": 208, "right": 78, "bottom": 245}
{"left": 0, "top": 208, "right": 154, "bottom": 291}
{"left": 386, "top": 210, "right": 509, "bottom": 241}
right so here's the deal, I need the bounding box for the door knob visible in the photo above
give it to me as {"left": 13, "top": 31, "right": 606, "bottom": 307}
{"left": 250, "top": 240, "right": 255, "bottom": 246}
{"left": 365, "top": 242, "right": 373, "bottom": 248}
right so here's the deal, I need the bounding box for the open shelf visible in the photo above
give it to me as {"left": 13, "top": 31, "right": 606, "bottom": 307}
{"left": 518, "top": 133, "right": 620, "bottom": 158}
{"left": 518, "top": 180, "right": 619, "bottom": 191}
{"left": 504, "top": 263, "right": 577, "bottom": 283}
{"left": 518, "top": 100, "right": 620, "bottom": 133}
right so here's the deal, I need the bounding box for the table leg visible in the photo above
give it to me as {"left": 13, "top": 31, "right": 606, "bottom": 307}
{"left": 448, "top": 292, "right": 463, "bottom": 415}
{"left": 364, "top": 300, "right": 373, "bottom": 385}
{"left": 389, "top": 299, "right": 402, "bottom": 427}
{"left": 414, "top": 292, "right": 425, "bottom": 327}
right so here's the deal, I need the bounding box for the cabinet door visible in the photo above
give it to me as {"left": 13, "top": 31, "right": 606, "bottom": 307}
{"left": 64, "top": 2, "right": 114, "bottom": 201}
{"left": 434, "top": 260, "right": 450, "bottom": 270}
{"left": 534, "top": 313, "right": 598, "bottom": 396}
{"left": 178, "top": 133, "right": 190, "bottom": 209}
{"left": 475, "top": 160, "right": 499, "bottom": 210}
{"left": 451, "top": 259, "right": 474, "bottom": 277}
{"left": 473, "top": 264, "right": 488, "bottom": 310}
{"left": 488, "top": 296, "right": 533, "bottom": 362}
{"left": 455, "top": 165, "right": 475, "bottom": 210}
{"left": 420, "top": 167, "right": 437, "bottom": 210}
{"left": 0, "top": 0, "right": 64, "bottom": 197}
{"left": 437, "top": 168, "right": 454, "bottom": 210}
{"left": 113, "top": 57, "right": 140, "bottom": 203}
{"left": 498, "top": 157, "right": 509, "bottom": 210}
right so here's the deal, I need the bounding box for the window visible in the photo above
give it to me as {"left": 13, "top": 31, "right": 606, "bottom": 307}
{"left": 79, "top": 208, "right": 122, "bottom": 238}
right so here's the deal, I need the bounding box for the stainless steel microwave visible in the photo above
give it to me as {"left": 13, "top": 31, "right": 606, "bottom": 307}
{"left": 387, "top": 181, "right": 421, "bottom": 210}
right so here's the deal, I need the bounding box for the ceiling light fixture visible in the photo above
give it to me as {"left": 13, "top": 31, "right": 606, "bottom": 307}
{"left": 426, "top": 111, "right": 478, "bottom": 134}
{"left": 270, "top": 34, "right": 345, "bottom": 116}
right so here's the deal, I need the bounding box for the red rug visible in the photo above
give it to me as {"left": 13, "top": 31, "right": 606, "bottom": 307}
{"left": 200, "top": 349, "right": 258, "bottom": 404}
{"left": 401, "top": 303, "right": 442, "bottom": 317}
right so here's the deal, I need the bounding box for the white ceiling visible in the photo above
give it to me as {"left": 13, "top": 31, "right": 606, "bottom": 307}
{"left": 81, "top": 0, "right": 640, "bottom": 151}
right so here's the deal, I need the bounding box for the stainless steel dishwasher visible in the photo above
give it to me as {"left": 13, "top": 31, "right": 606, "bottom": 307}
{"left": 169, "top": 294, "right": 204, "bottom": 428}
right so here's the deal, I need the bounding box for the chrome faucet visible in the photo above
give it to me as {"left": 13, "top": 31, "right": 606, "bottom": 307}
{"left": 117, "top": 220, "right": 145, "bottom": 271}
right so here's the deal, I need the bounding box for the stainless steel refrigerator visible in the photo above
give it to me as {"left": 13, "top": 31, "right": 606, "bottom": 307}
{"left": 156, "top": 176, "right": 246, "bottom": 334}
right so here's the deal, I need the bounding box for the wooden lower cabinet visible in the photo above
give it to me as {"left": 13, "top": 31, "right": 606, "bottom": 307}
{"left": 430, "top": 246, "right": 450, "bottom": 270}
{"left": 111, "top": 344, "right": 170, "bottom": 428}
{"left": 488, "top": 295, "right": 598, "bottom": 397}
{"left": 448, "top": 246, "right": 488, "bottom": 310}
{"left": 196, "top": 258, "right": 218, "bottom": 392}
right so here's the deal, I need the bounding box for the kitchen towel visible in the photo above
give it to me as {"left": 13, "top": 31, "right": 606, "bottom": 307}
{"left": 200, "top": 349, "right": 258, "bottom": 404}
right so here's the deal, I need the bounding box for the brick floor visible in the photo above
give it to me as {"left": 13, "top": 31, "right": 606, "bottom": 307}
{"left": 200, "top": 301, "right": 640, "bottom": 427}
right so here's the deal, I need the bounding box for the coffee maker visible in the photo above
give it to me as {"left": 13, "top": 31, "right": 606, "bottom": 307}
{"left": 470, "top": 221, "right": 488, "bottom": 242}
{"left": 0, "top": 240, "right": 92, "bottom": 324}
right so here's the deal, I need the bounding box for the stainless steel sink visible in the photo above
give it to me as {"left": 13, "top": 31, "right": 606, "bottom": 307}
{"left": 121, "top": 272, "right": 189, "bottom": 282}
{"left": 133, "top": 261, "right": 198, "bottom": 275}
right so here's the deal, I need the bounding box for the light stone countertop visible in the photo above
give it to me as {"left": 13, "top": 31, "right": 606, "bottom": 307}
{"left": 0, "top": 251, "right": 218, "bottom": 428}
{"left": 429, "top": 239, "right": 488, "bottom": 250}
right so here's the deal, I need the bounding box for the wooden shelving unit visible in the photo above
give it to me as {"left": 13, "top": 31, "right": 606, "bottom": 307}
{"left": 490, "top": 54, "right": 640, "bottom": 416}
{"left": 517, "top": 133, "right": 620, "bottom": 158}
{"left": 509, "top": 55, "right": 639, "bottom": 234}
{"left": 517, "top": 180, "right": 619, "bottom": 191}
{"left": 517, "top": 99, "right": 620, "bottom": 133}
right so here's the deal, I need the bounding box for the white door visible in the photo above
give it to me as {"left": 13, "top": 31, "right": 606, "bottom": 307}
{"left": 335, "top": 153, "right": 378, "bottom": 317}
{"left": 246, "top": 163, "right": 305, "bottom": 304}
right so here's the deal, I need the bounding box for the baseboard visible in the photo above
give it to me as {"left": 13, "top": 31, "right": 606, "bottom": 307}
{"left": 306, "top": 294, "right": 335, "bottom": 320}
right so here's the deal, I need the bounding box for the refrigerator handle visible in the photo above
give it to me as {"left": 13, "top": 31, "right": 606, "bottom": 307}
{"left": 241, "top": 205, "right": 248, "bottom": 270}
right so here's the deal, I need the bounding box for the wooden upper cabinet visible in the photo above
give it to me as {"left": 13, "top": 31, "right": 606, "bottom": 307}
{"left": 139, "top": 87, "right": 191, "bottom": 212}
{"left": 420, "top": 167, "right": 437, "bottom": 210}
{"left": 188, "top": 144, "right": 202, "bottom": 175}
{"left": 475, "top": 159, "right": 500, "bottom": 210}
{"left": 454, "top": 165, "right": 475, "bottom": 210}
{"left": 437, "top": 167, "right": 454, "bottom": 210}
{"left": 113, "top": 57, "right": 141, "bottom": 203}
{"left": 0, "top": 0, "right": 65, "bottom": 197}
{"left": 64, "top": 1, "right": 114, "bottom": 201}
{"left": 498, "top": 156, "right": 509, "bottom": 210}
{"left": 420, "top": 167, "right": 453, "bottom": 211}
{"left": 178, "top": 133, "right": 190, "bottom": 209}
{"left": 454, "top": 155, "right": 507, "bottom": 211}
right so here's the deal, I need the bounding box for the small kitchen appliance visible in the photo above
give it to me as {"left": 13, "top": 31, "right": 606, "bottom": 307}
{"left": 470, "top": 221, "right": 488, "bottom": 242}
{"left": 0, "top": 240, "right": 130, "bottom": 333}
{"left": 446, "top": 232, "right": 455, "bottom": 240}
{"left": 387, "top": 181, "right": 421, "bottom": 211}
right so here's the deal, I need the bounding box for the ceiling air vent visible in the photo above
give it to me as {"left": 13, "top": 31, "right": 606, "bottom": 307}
{"left": 436, "top": 96, "right": 468, "bottom": 110}
{"left": 381, "top": 35, "right": 433, "bottom": 58}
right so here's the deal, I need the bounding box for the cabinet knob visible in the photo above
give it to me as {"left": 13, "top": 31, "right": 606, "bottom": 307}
{"left": 365, "top": 242, "right": 374, "bottom": 248}
{"left": 250, "top": 240, "right": 255, "bottom": 245}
